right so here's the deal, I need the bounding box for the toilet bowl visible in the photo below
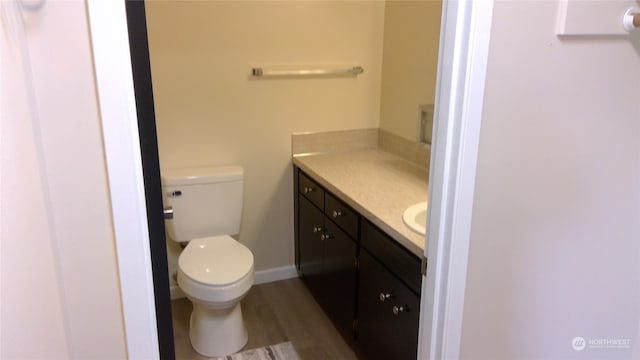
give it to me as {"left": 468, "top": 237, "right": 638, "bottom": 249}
{"left": 177, "top": 236, "right": 254, "bottom": 357}
{"left": 161, "top": 165, "right": 253, "bottom": 357}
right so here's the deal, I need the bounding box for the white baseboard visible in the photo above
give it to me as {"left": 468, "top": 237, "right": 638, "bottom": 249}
{"left": 254, "top": 265, "right": 299, "bottom": 285}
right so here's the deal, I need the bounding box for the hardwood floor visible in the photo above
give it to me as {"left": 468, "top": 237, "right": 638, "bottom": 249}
{"left": 172, "top": 277, "right": 358, "bottom": 359}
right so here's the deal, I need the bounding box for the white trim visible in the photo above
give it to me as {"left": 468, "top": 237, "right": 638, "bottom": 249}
{"left": 418, "top": 0, "right": 494, "bottom": 359}
{"left": 254, "top": 265, "right": 299, "bottom": 285}
{"left": 86, "top": 2, "right": 160, "bottom": 359}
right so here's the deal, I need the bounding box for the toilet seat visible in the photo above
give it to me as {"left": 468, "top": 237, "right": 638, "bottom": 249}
{"left": 177, "top": 235, "right": 254, "bottom": 304}
{"left": 179, "top": 235, "right": 253, "bottom": 286}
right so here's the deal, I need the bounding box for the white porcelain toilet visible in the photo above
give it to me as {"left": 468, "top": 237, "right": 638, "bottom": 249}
{"left": 162, "top": 165, "right": 254, "bottom": 357}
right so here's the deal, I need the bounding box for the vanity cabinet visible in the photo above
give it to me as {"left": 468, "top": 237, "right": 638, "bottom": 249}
{"left": 297, "top": 172, "right": 358, "bottom": 339}
{"left": 294, "top": 167, "right": 422, "bottom": 359}
{"left": 357, "top": 220, "right": 421, "bottom": 360}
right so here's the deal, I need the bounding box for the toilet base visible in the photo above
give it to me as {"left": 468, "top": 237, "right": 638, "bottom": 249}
{"left": 189, "top": 301, "right": 248, "bottom": 357}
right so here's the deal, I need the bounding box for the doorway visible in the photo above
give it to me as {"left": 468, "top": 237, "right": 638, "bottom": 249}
{"left": 89, "top": 0, "right": 494, "bottom": 358}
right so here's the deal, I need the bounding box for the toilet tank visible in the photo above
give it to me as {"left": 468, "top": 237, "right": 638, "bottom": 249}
{"left": 162, "top": 165, "right": 244, "bottom": 242}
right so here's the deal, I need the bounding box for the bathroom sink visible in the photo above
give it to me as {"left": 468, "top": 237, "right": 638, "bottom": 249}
{"left": 403, "top": 201, "right": 428, "bottom": 236}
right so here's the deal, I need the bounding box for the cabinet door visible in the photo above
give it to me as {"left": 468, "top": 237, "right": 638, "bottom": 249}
{"left": 321, "top": 219, "right": 357, "bottom": 338}
{"left": 298, "top": 196, "right": 325, "bottom": 295}
{"left": 362, "top": 220, "right": 422, "bottom": 294}
{"left": 358, "top": 250, "right": 420, "bottom": 360}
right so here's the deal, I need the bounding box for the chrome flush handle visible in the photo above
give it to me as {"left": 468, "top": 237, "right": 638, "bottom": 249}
{"left": 163, "top": 206, "right": 174, "bottom": 219}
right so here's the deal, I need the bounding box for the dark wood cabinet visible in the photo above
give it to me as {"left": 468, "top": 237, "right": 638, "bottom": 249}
{"left": 320, "top": 219, "right": 357, "bottom": 336}
{"left": 298, "top": 196, "right": 325, "bottom": 293}
{"left": 358, "top": 221, "right": 421, "bottom": 360}
{"left": 294, "top": 167, "right": 422, "bottom": 359}
{"left": 297, "top": 172, "right": 357, "bottom": 339}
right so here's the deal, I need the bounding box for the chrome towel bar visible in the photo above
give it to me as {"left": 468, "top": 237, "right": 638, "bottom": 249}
{"left": 251, "top": 66, "right": 364, "bottom": 77}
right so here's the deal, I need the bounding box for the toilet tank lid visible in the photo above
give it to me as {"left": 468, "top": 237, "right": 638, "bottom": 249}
{"left": 162, "top": 165, "right": 243, "bottom": 186}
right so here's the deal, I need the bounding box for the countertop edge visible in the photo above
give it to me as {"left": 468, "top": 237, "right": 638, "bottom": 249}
{"left": 292, "top": 155, "right": 425, "bottom": 258}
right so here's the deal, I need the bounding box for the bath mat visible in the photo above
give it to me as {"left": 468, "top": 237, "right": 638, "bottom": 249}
{"left": 210, "top": 341, "right": 300, "bottom": 360}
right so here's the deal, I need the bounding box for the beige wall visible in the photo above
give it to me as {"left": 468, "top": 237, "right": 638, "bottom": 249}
{"left": 145, "top": 1, "right": 384, "bottom": 271}
{"left": 379, "top": 0, "right": 441, "bottom": 141}
{"left": 461, "top": 2, "right": 640, "bottom": 359}
{"left": 0, "top": 1, "right": 126, "bottom": 358}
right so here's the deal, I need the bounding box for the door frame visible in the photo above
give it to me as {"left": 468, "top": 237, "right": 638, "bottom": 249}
{"left": 88, "top": 0, "right": 494, "bottom": 358}
{"left": 87, "top": 1, "right": 173, "bottom": 358}
{"left": 418, "top": 0, "right": 494, "bottom": 359}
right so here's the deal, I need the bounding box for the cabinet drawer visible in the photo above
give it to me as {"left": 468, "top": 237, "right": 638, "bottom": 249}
{"left": 361, "top": 220, "right": 421, "bottom": 295}
{"left": 325, "top": 192, "right": 359, "bottom": 239}
{"left": 298, "top": 172, "right": 324, "bottom": 209}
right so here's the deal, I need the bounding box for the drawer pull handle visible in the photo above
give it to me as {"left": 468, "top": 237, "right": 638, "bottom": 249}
{"left": 313, "top": 226, "right": 323, "bottom": 233}
{"left": 392, "top": 305, "right": 409, "bottom": 315}
{"left": 379, "top": 292, "right": 392, "bottom": 302}
{"left": 320, "top": 233, "right": 333, "bottom": 241}
{"left": 303, "top": 187, "right": 316, "bottom": 194}
{"left": 332, "top": 210, "right": 343, "bottom": 218}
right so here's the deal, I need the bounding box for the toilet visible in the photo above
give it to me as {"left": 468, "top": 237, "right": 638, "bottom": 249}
{"left": 162, "top": 165, "right": 254, "bottom": 357}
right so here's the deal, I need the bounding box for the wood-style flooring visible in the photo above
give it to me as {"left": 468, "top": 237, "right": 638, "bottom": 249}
{"left": 172, "top": 277, "right": 358, "bottom": 359}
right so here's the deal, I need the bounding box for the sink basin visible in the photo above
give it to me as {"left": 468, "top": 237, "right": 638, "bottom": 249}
{"left": 403, "top": 201, "right": 427, "bottom": 236}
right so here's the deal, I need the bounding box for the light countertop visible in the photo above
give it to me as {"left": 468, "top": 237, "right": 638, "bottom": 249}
{"left": 293, "top": 149, "right": 428, "bottom": 257}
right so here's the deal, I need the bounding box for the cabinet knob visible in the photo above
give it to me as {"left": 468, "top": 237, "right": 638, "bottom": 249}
{"left": 320, "top": 233, "right": 333, "bottom": 240}
{"left": 332, "top": 210, "right": 343, "bottom": 218}
{"left": 313, "top": 226, "right": 323, "bottom": 233}
{"left": 303, "top": 187, "right": 316, "bottom": 194}
{"left": 392, "top": 305, "right": 409, "bottom": 316}
{"left": 379, "top": 292, "right": 392, "bottom": 302}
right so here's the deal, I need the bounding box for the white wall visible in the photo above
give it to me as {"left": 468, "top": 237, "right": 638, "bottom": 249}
{"left": 145, "top": 1, "right": 385, "bottom": 272}
{"left": 460, "top": 1, "right": 640, "bottom": 359}
{"left": 0, "top": 1, "right": 127, "bottom": 358}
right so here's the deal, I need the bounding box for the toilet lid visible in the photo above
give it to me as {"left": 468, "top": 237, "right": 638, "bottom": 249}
{"left": 179, "top": 235, "right": 253, "bottom": 286}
